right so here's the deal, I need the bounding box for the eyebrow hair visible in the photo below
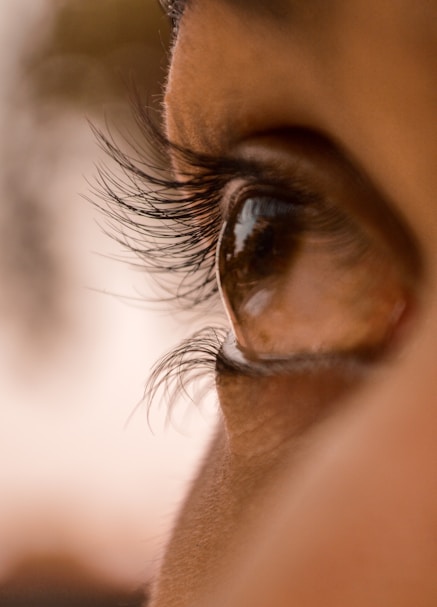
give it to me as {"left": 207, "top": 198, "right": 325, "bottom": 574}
{"left": 160, "top": 0, "right": 295, "bottom": 30}
{"left": 159, "top": 0, "right": 188, "bottom": 30}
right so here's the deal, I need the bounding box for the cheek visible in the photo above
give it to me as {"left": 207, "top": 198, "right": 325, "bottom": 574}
{"left": 150, "top": 423, "right": 285, "bottom": 607}
{"left": 203, "top": 311, "right": 437, "bottom": 607}
{"left": 151, "top": 362, "right": 366, "bottom": 607}
{"left": 215, "top": 363, "right": 365, "bottom": 458}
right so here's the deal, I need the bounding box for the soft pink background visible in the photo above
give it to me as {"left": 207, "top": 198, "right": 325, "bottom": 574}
{"left": 0, "top": 0, "right": 215, "bottom": 587}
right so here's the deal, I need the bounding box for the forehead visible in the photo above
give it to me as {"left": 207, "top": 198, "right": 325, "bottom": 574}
{"left": 167, "top": 0, "right": 437, "bottom": 39}
{"left": 166, "top": 0, "right": 435, "bottom": 148}
{"left": 164, "top": 0, "right": 437, "bottom": 248}
{"left": 170, "top": 0, "right": 319, "bottom": 25}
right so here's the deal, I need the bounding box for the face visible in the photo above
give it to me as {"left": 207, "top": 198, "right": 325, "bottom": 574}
{"left": 151, "top": 1, "right": 437, "bottom": 605}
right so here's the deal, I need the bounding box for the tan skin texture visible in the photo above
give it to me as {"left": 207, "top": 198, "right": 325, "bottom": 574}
{"left": 150, "top": 1, "right": 437, "bottom": 605}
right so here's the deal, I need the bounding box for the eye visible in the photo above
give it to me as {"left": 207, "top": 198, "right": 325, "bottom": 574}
{"left": 217, "top": 183, "right": 410, "bottom": 361}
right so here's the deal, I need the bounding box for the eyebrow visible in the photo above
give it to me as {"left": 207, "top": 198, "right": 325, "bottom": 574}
{"left": 160, "top": 0, "right": 188, "bottom": 29}
{"left": 161, "top": 0, "right": 295, "bottom": 29}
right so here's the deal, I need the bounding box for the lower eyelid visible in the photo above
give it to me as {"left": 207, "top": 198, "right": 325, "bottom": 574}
{"left": 215, "top": 332, "right": 375, "bottom": 457}
{"left": 217, "top": 332, "right": 376, "bottom": 378}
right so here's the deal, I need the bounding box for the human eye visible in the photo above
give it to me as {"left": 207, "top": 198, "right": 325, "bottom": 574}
{"left": 96, "top": 119, "right": 420, "bottom": 410}
{"left": 216, "top": 133, "right": 417, "bottom": 366}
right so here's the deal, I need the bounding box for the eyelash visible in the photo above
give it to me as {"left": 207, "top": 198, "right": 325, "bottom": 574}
{"left": 92, "top": 105, "right": 392, "bottom": 418}
{"left": 92, "top": 106, "right": 251, "bottom": 415}
{"left": 92, "top": 105, "right": 267, "bottom": 308}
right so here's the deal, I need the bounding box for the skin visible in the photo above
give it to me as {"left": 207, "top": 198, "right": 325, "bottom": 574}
{"left": 150, "top": 0, "right": 437, "bottom": 605}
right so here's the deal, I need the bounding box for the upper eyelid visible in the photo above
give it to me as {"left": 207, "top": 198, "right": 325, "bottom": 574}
{"left": 175, "top": 143, "right": 356, "bottom": 227}
{"left": 170, "top": 147, "right": 260, "bottom": 195}
{"left": 171, "top": 152, "right": 318, "bottom": 223}
{"left": 170, "top": 141, "right": 310, "bottom": 191}
{"left": 214, "top": 138, "right": 421, "bottom": 274}
{"left": 219, "top": 177, "right": 324, "bottom": 222}
{"left": 174, "top": 143, "right": 340, "bottom": 220}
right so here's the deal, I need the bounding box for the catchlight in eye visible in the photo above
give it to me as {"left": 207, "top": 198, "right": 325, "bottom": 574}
{"left": 217, "top": 188, "right": 408, "bottom": 361}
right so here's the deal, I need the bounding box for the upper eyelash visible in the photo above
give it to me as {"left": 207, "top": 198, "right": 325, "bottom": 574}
{"left": 92, "top": 102, "right": 236, "bottom": 418}
{"left": 92, "top": 102, "right": 260, "bottom": 308}
{"left": 92, "top": 103, "right": 369, "bottom": 308}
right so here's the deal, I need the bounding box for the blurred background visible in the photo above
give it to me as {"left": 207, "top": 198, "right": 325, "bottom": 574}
{"left": 0, "top": 1, "right": 215, "bottom": 604}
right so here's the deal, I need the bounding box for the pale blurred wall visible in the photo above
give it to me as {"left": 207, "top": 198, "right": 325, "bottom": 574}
{"left": 0, "top": 0, "right": 215, "bottom": 591}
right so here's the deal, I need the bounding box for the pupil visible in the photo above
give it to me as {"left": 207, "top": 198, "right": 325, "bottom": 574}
{"left": 219, "top": 195, "right": 300, "bottom": 307}
{"left": 232, "top": 197, "right": 298, "bottom": 280}
{"left": 251, "top": 223, "right": 276, "bottom": 276}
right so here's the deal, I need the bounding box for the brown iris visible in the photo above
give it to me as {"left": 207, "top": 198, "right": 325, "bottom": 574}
{"left": 217, "top": 189, "right": 408, "bottom": 361}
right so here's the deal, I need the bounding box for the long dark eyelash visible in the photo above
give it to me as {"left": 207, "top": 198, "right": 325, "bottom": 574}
{"left": 143, "top": 326, "right": 226, "bottom": 422}
{"left": 92, "top": 102, "right": 252, "bottom": 417}
{"left": 92, "top": 102, "right": 253, "bottom": 308}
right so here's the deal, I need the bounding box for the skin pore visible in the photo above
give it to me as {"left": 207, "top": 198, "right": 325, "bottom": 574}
{"left": 150, "top": 0, "right": 437, "bottom": 605}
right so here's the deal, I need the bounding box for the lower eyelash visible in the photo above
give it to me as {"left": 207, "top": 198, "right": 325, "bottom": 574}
{"left": 143, "top": 326, "right": 227, "bottom": 422}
